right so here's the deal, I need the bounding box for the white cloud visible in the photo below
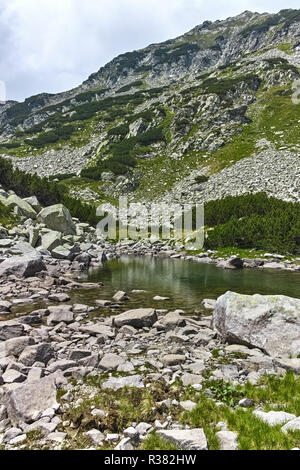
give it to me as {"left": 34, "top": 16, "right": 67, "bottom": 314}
{"left": 0, "top": 0, "right": 299, "bottom": 101}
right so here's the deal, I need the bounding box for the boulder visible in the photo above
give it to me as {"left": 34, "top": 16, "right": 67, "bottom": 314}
{"left": 213, "top": 291, "right": 300, "bottom": 357}
{"left": 37, "top": 204, "right": 76, "bottom": 235}
{"left": 6, "top": 195, "right": 37, "bottom": 219}
{"left": 5, "top": 336, "right": 34, "bottom": 357}
{"left": 19, "top": 343, "right": 54, "bottom": 366}
{"left": 253, "top": 410, "right": 296, "bottom": 426}
{"left": 0, "top": 300, "right": 12, "bottom": 314}
{"left": 113, "top": 308, "right": 157, "bottom": 329}
{"left": 51, "top": 245, "right": 73, "bottom": 260}
{"left": 0, "top": 254, "right": 46, "bottom": 278}
{"left": 41, "top": 231, "right": 62, "bottom": 251}
{"left": 47, "top": 305, "right": 74, "bottom": 325}
{"left": 157, "top": 429, "right": 207, "bottom": 450}
{"left": 2, "top": 374, "right": 58, "bottom": 425}
{"left": 0, "top": 320, "right": 24, "bottom": 340}
{"left": 23, "top": 196, "right": 42, "bottom": 212}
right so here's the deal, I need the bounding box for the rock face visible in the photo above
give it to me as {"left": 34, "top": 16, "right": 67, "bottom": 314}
{"left": 0, "top": 254, "right": 46, "bottom": 278}
{"left": 113, "top": 308, "right": 157, "bottom": 328}
{"left": 2, "top": 374, "right": 58, "bottom": 426}
{"left": 213, "top": 291, "right": 300, "bottom": 357}
{"left": 37, "top": 204, "right": 76, "bottom": 235}
{"left": 157, "top": 428, "right": 208, "bottom": 450}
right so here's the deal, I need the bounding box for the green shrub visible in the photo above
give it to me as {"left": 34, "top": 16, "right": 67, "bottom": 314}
{"left": 202, "top": 192, "right": 300, "bottom": 254}
{"left": 195, "top": 175, "right": 209, "bottom": 184}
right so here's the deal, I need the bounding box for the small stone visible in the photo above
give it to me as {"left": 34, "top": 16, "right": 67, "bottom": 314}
{"left": 48, "top": 293, "right": 70, "bottom": 303}
{"left": 238, "top": 398, "right": 255, "bottom": 408}
{"left": 216, "top": 430, "right": 238, "bottom": 450}
{"left": 114, "top": 437, "right": 134, "bottom": 450}
{"left": 180, "top": 400, "right": 197, "bottom": 411}
{"left": 85, "top": 429, "right": 104, "bottom": 446}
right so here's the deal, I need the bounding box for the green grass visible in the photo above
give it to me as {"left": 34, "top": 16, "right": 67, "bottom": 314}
{"left": 141, "top": 433, "right": 179, "bottom": 450}
{"left": 0, "top": 201, "right": 18, "bottom": 227}
{"left": 277, "top": 42, "right": 294, "bottom": 55}
{"left": 182, "top": 373, "right": 300, "bottom": 450}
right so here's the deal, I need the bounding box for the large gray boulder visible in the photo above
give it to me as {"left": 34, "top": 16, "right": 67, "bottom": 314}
{"left": 0, "top": 254, "right": 46, "bottom": 278}
{"left": 213, "top": 291, "right": 300, "bottom": 358}
{"left": 5, "top": 195, "right": 37, "bottom": 219}
{"left": 2, "top": 374, "right": 59, "bottom": 425}
{"left": 113, "top": 308, "right": 157, "bottom": 328}
{"left": 37, "top": 204, "right": 76, "bottom": 235}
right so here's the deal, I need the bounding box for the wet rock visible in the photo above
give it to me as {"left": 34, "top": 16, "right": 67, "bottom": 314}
{"left": 48, "top": 293, "right": 70, "bottom": 303}
{"left": 112, "top": 291, "right": 128, "bottom": 302}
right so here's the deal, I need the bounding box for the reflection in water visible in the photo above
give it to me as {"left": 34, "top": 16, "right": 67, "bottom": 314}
{"left": 83, "top": 256, "right": 300, "bottom": 312}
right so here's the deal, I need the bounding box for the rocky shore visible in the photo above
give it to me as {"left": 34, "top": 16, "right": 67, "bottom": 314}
{"left": 0, "top": 189, "right": 300, "bottom": 450}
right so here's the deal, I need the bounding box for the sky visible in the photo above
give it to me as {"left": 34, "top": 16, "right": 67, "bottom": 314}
{"left": 0, "top": 0, "right": 299, "bottom": 102}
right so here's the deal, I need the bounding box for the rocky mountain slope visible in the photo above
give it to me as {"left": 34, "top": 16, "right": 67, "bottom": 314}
{"left": 1, "top": 9, "right": 300, "bottom": 207}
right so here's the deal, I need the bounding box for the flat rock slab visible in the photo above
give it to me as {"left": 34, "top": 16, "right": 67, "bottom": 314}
{"left": 102, "top": 375, "right": 144, "bottom": 390}
{"left": 158, "top": 428, "right": 207, "bottom": 450}
{"left": 113, "top": 308, "right": 157, "bottom": 329}
{"left": 48, "top": 293, "right": 70, "bottom": 303}
{"left": 79, "top": 323, "right": 115, "bottom": 338}
{"left": 47, "top": 305, "right": 74, "bottom": 325}
{"left": 253, "top": 410, "right": 296, "bottom": 426}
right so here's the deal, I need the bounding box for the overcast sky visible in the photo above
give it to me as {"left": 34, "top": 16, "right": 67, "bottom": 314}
{"left": 0, "top": 0, "right": 299, "bottom": 102}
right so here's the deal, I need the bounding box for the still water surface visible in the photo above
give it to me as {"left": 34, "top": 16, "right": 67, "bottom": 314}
{"left": 82, "top": 256, "right": 300, "bottom": 313}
